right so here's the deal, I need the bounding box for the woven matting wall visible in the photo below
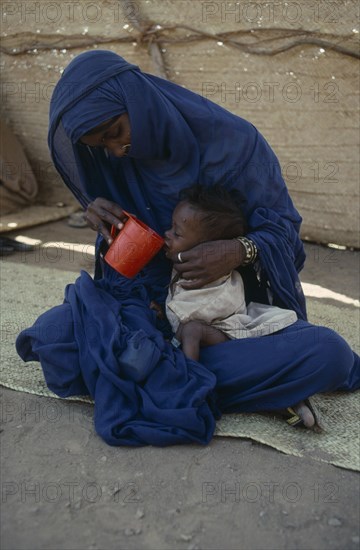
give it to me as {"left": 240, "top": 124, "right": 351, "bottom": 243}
{"left": 1, "top": 261, "right": 359, "bottom": 470}
{"left": 1, "top": 0, "right": 359, "bottom": 246}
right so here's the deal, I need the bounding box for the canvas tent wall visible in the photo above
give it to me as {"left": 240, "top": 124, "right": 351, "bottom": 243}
{"left": 1, "top": 0, "right": 359, "bottom": 247}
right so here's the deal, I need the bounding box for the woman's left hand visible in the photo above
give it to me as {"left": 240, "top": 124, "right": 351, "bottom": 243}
{"left": 170, "top": 240, "right": 246, "bottom": 289}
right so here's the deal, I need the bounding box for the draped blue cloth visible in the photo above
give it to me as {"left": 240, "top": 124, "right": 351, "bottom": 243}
{"left": 18, "top": 267, "right": 217, "bottom": 446}
{"left": 16, "top": 51, "right": 360, "bottom": 446}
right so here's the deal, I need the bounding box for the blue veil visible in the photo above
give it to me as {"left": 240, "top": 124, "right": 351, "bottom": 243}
{"left": 49, "top": 50, "right": 307, "bottom": 318}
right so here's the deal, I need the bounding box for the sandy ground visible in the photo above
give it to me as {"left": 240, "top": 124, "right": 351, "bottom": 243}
{"left": 1, "top": 219, "right": 359, "bottom": 550}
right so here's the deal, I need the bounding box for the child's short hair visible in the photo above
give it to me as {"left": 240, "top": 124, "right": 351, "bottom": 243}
{"left": 179, "top": 184, "right": 247, "bottom": 240}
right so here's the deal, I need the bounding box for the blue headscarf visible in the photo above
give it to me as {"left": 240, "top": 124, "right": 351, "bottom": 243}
{"left": 49, "top": 50, "right": 307, "bottom": 318}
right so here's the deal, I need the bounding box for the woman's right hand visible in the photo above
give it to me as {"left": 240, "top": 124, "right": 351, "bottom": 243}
{"left": 84, "top": 198, "right": 128, "bottom": 244}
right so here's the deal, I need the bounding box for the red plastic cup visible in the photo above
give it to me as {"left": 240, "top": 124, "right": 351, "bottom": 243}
{"left": 104, "top": 211, "right": 164, "bottom": 278}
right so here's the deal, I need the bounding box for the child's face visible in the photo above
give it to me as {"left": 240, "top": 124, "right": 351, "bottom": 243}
{"left": 164, "top": 201, "right": 206, "bottom": 257}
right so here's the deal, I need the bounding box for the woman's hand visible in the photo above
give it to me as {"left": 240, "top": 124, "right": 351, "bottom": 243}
{"left": 150, "top": 301, "right": 165, "bottom": 320}
{"left": 170, "top": 240, "right": 246, "bottom": 289}
{"left": 84, "top": 198, "right": 128, "bottom": 244}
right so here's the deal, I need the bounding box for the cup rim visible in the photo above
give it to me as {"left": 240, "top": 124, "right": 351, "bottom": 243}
{"left": 112, "top": 211, "right": 164, "bottom": 243}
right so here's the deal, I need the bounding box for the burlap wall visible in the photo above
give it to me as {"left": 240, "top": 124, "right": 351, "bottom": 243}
{"left": 1, "top": 0, "right": 359, "bottom": 246}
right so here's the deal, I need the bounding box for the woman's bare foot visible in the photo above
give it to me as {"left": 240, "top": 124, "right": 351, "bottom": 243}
{"left": 291, "top": 400, "right": 315, "bottom": 428}
{"left": 274, "top": 398, "right": 322, "bottom": 432}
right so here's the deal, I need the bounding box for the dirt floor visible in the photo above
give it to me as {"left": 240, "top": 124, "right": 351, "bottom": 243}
{"left": 1, "top": 219, "right": 359, "bottom": 550}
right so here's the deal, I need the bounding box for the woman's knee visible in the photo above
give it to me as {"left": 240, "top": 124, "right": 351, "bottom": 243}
{"left": 313, "top": 326, "right": 355, "bottom": 388}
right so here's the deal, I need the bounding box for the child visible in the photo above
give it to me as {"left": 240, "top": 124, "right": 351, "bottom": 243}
{"left": 162, "top": 184, "right": 298, "bottom": 361}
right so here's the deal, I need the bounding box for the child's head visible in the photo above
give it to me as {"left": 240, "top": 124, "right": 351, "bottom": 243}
{"left": 164, "top": 184, "right": 247, "bottom": 256}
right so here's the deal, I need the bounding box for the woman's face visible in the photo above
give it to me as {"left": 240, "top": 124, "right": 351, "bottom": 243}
{"left": 79, "top": 114, "right": 131, "bottom": 157}
{"left": 164, "top": 201, "right": 207, "bottom": 257}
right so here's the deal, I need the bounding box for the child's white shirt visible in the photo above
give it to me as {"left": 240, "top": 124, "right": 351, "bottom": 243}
{"left": 166, "top": 269, "right": 298, "bottom": 339}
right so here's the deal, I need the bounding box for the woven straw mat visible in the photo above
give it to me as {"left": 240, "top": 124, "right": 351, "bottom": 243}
{"left": 1, "top": 261, "right": 359, "bottom": 470}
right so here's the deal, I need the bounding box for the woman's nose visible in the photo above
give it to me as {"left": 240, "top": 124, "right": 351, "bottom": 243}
{"left": 105, "top": 143, "right": 127, "bottom": 158}
{"left": 164, "top": 229, "right": 171, "bottom": 241}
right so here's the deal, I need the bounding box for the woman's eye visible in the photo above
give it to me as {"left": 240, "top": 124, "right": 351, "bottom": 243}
{"left": 103, "top": 127, "right": 121, "bottom": 141}
{"left": 108, "top": 129, "right": 121, "bottom": 140}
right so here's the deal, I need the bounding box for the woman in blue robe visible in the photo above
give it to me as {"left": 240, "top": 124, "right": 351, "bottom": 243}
{"left": 16, "top": 51, "right": 360, "bottom": 446}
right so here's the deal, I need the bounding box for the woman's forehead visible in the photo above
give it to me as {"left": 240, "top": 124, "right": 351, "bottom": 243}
{"left": 84, "top": 115, "right": 120, "bottom": 136}
{"left": 84, "top": 114, "right": 126, "bottom": 138}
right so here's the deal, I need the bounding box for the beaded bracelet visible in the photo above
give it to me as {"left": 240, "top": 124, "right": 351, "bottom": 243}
{"left": 235, "top": 236, "right": 258, "bottom": 265}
